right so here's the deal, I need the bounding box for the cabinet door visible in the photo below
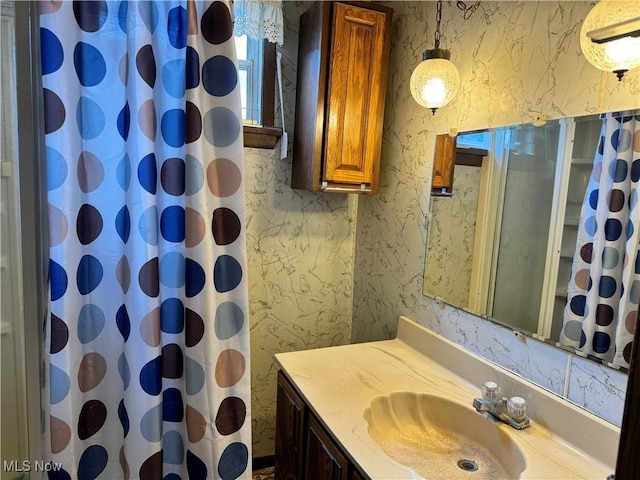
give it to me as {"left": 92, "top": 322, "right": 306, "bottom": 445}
{"left": 275, "top": 372, "right": 307, "bottom": 480}
{"left": 323, "top": 2, "right": 391, "bottom": 188}
{"left": 350, "top": 468, "right": 368, "bottom": 480}
{"left": 432, "top": 134, "right": 456, "bottom": 194}
{"left": 306, "top": 414, "right": 350, "bottom": 480}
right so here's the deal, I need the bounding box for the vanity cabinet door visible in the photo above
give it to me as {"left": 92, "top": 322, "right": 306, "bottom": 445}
{"left": 349, "top": 468, "right": 367, "bottom": 480}
{"left": 275, "top": 371, "right": 307, "bottom": 480}
{"left": 305, "top": 413, "right": 350, "bottom": 480}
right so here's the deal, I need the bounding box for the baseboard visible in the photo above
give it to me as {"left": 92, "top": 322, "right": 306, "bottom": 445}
{"left": 252, "top": 455, "right": 275, "bottom": 471}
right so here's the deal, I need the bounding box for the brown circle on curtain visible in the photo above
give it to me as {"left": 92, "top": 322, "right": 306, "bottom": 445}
{"left": 580, "top": 243, "right": 594, "bottom": 263}
{"left": 607, "top": 189, "right": 625, "bottom": 212}
{"left": 595, "top": 304, "right": 614, "bottom": 326}
{"left": 161, "top": 344, "right": 184, "bottom": 379}
{"left": 77, "top": 399, "right": 107, "bottom": 440}
{"left": 186, "top": 102, "right": 202, "bottom": 143}
{"left": 185, "top": 308, "right": 205, "bottom": 347}
{"left": 623, "top": 342, "right": 633, "bottom": 364}
{"left": 139, "top": 451, "right": 162, "bottom": 480}
{"left": 50, "top": 313, "right": 69, "bottom": 354}
{"left": 201, "top": 2, "right": 232, "bottom": 45}
{"left": 50, "top": 416, "right": 71, "bottom": 454}
{"left": 136, "top": 44, "right": 156, "bottom": 88}
{"left": 215, "top": 396, "right": 247, "bottom": 435}
{"left": 139, "top": 257, "right": 160, "bottom": 297}
{"left": 575, "top": 269, "right": 591, "bottom": 290}
{"left": 212, "top": 207, "right": 241, "bottom": 245}
{"left": 626, "top": 310, "right": 637, "bottom": 335}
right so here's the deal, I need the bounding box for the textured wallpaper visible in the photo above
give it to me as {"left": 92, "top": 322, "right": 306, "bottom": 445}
{"left": 424, "top": 165, "right": 481, "bottom": 308}
{"left": 249, "top": 0, "right": 640, "bottom": 458}
{"left": 353, "top": 0, "right": 637, "bottom": 425}
{"left": 246, "top": 1, "right": 357, "bottom": 457}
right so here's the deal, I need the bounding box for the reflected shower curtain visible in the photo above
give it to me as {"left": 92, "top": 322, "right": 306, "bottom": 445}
{"left": 561, "top": 111, "right": 640, "bottom": 369}
{"left": 41, "top": 1, "right": 251, "bottom": 478}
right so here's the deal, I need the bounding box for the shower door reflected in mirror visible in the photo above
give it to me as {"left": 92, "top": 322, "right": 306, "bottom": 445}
{"left": 424, "top": 115, "right": 602, "bottom": 344}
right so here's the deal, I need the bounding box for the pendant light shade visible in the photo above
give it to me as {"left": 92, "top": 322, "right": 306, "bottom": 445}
{"left": 410, "top": 1, "right": 460, "bottom": 113}
{"left": 410, "top": 48, "right": 461, "bottom": 113}
{"left": 580, "top": 1, "right": 640, "bottom": 80}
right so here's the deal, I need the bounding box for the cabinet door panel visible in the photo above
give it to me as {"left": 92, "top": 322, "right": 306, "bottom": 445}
{"left": 275, "top": 372, "right": 307, "bottom": 480}
{"left": 432, "top": 134, "right": 456, "bottom": 193}
{"left": 324, "top": 2, "right": 389, "bottom": 186}
{"left": 306, "top": 414, "right": 349, "bottom": 480}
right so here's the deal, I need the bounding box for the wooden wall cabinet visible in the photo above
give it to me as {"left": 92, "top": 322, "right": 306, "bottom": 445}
{"left": 432, "top": 134, "right": 457, "bottom": 195}
{"left": 431, "top": 135, "right": 488, "bottom": 196}
{"left": 275, "top": 371, "right": 367, "bottom": 480}
{"left": 291, "top": 1, "right": 393, "bottom": 194}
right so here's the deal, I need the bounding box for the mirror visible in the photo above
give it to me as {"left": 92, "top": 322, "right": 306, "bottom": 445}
{"left": 424, "top": 114, "right": 603, "bottom": 346}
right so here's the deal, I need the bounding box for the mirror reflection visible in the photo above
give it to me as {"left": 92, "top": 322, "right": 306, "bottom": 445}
{"left": 424, "top": 114, "right": 607, "bottom": 352}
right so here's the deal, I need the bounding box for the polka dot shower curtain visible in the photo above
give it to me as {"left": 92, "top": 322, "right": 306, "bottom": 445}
{"left": 561, "top": 111, "right": 640, "bottom": 369}
{"left": 41, "top": 1, "right": 251, "bottom": 478}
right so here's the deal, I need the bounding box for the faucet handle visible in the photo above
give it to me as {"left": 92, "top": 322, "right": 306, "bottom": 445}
{"left": 481, "top": 381, "right": 500, "bottom": 401}
{"left": 508, "top": 396, "right": 528, "bottom": 422}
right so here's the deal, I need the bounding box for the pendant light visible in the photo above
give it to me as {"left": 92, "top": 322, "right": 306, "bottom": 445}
{"left": 580, "top": 1, "right": 640, "bottom": 81}
{"left": 410, "top": 0, "right": 460, "bottom": 114}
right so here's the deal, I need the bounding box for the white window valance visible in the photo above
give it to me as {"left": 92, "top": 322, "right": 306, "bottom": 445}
{"left": 233, "top": 0, "right": 284, "bottom": 45}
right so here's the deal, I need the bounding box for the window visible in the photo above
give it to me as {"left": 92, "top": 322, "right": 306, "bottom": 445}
{"left": 233, "top": 36, "right": 279, "bottom": 148}
{"left": 235, "top": 34, "right": 263, "bottom": 124}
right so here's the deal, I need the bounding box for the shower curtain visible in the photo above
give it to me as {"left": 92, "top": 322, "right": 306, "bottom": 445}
{"left": 41, "top": 1, "right": 251, "bottom": 478}
{"left": 561, "top": 111, "right": 640, "bottom": 369}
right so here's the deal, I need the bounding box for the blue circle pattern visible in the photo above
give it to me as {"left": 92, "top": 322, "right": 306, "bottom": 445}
{"left": 203, "top": 56, "right": 238, "bottom": 97}
{"left": 161, "top": 109, "right": 186, "bottom": 147}
{"left": 168, "top": 7, "right": 187, "bottom": 49}
{"left": 47, "top": 147, "right": 68, "bottom": 190}
{"left": 162, "top": 59, "right": 187, "bottom": 98}
{"left": 117, "top": 102, "right": 131, "bottom": 140}
{"left": 76, "top": 97, "right": 105, "bottom": 139}
{"left": 186, "top": 47, "right": 200, "bottom": 89}
{"left": 116, "top": 304, "right": 131, "bottom": 341}
{"left": 118, "top": 400, "right": 129, "bottom": 436}
{"left": 74, "top": 42, "right": 107, "bottom": 86}
{"left": 160, "top": 298, "right": 184, "bottom": 333}
{"left": 43, "top": 1, "right": 248, "bottom": 477}
{"left": 41, "top": 28, "right": 64, "bottom": 75}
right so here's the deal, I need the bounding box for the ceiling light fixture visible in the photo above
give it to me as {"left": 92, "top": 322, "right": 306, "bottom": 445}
{"left": 410, "top": 0, "right": 460, "bottom": 114}
{"left": 580, "top": 1, "right": 640, "bottom": 81}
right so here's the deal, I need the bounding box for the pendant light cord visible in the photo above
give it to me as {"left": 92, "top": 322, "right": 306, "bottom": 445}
{"left": 434, "top": 0, "right": 442, "bottom": 49}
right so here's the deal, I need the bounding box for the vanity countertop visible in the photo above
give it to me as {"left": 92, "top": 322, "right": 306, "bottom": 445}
{"left": 274, "top": 316, "right": 619, "bottom": 479}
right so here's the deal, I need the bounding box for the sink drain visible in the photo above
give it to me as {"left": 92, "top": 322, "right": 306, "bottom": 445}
{"left": 457, "top": 459, "right": 479, "bottom": 472}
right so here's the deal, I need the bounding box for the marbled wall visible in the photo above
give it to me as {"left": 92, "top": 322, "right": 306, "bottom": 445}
{"left": 424, "top": 165, "right": 481, "bottom": 307}
{"left": 246, "top": 1, "right": 356, "bottom": 458}
{"left": 353, "top": 0, "right": 638, "bottom": 428}
{"left": 249, "top": 0, "right": 639, "bottom": 459}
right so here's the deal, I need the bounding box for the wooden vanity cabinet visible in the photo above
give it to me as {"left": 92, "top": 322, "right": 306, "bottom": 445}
{"left": 291, "top": 1, "right": 393, "bottom": 194}
{"left": 306, "top": 414, "right": 350, "bottom": 480}
{"left": 275, "top": 371, "right": 368, "bottom": 480}
{"left": 275, "top": 371, "right": 307, "bottom": 479}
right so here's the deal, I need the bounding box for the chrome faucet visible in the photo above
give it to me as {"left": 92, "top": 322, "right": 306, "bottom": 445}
{"left": 473, "top": 381, "right": 530, "bottom": 430}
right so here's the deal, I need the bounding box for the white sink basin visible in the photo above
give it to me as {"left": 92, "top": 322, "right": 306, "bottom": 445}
{"left": 363, "top": 392, "right": 527, "bottom": 479}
